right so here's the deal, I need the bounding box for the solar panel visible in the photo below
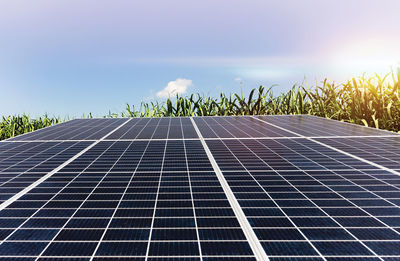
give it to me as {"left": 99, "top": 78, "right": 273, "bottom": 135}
{"left": 193, "top": 116, "right": 297, "bottom": 138}
{"left": 0, "top": 141, "right": 92, "bottom": 205}
{"left": 205, "top": 138, "right": 400, "bottom": 258}
{"left": 256, "top": 115, "right": 396, "bottom": 137}
{"left": 315, "top": 137, "right": 400, "bottom": 171}
{"left": 107, "top": 118, "right": 198, "bottom": 140}
{"left": 0, "top": 115, "right": 399, "bottom": 260}
{"left": 0, "top": 140, "right": 256, "bottom": 260}
{"left": 9, "top": 118, "right": 129, "bottom": 141}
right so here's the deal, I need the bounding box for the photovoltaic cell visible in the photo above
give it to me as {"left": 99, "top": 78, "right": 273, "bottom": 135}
{"left": 8, "top": 119, "right": 129, "bottom": 141}
{"left": 0, "top": 115, "right": 399, "bottom": 260}
{"left": 256, "top": 115, "right": 396, "bottom": 137}
{"left": 106, "top": 118, "right": 198, "bottom": 140}
{"left": 205, "top": 138, "right": 400, "bottom": 258}
{"left": 193, "top": 116, "right": 297, "bottom": 138}
{"left": 0, "top": 141, "right": 92, "bottom": 204}
{"left": 0, "top": 140, "right": 255, "bottom": 259}
{"left": 315, "top": 136, "right": 400, "bottom": 171}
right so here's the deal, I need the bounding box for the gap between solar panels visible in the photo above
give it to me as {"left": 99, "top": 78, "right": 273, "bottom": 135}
{"left": 306, "top": 114, "right": 397, "bottom": 136}
{"left": 251, "top": 116, "right": 400, "bottom": 178}
{"left": 190, "top": 117, "right": 270, "bottom": 261}
{"left": 0, "top": 118, "right": 133, "bottom": 211}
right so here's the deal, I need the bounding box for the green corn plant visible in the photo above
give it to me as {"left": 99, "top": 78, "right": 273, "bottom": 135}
{"left": 0, "top": 114, "right": 62, "bottom": 140}
{"left": 2, "top": 69, "right": 400, "bottom": 141}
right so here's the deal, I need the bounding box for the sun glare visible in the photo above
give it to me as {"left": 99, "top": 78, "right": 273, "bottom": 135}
{"left": 328, "top": 39, "right": 400, "bottom": 76}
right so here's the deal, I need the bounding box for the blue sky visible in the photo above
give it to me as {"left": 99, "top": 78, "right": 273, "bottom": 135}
{"left": 1, "top": 0, "right": 399, "bottom": 117}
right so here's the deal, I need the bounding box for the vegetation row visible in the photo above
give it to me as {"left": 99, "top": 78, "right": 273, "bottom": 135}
{"left": 1, "top": 70, "right": 399, "bottom": 140}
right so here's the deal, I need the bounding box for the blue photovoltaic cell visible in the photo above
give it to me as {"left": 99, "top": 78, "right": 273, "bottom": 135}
{"left": 206, "top": 138, "right": 400, "bottom": 258}
{"left": 0, "top": 141, "right": 92, "bottom": 204}
{"left": 315, "top": 136, "right": 400, "bottom": 171}
{"left": 0, "top": 115, "right": 399, "bottom": 260}
{"left": 0, "top": 139, "right": 255, "bottom": 259}
{"left": 193, "top": 116, "right": 298, "bottom": 138}
{"left": 256, "top": 115, "right": 396, "bottom": 137}
{"left": 106, "top": 118, "right": 198, "bottom": 140}
{"left": 8, "top": 118, "right": 128, "bottom": 141}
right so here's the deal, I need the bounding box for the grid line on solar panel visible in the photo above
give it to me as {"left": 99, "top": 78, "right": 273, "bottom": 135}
{"left": 0, "top": 142, "right": 83, "bottom": 179}
{"left": 248, "top": 139, "right": 400, "bottom": 248}
{"left": 181, "top": 135, "right": 397, "bottom": 141}
{"left": 6, "top": 135, "right": 399, "bottom": 144}
{"left": 193, "top": 116, "right": 298, "bottom": 138}
{"left": 194, "top": 116, "right": 400, "bottom": 258}
{"left": 3, "top": 117, "right": 200, "bottom": 142}
{"left": 255, "top": 115, "right": 397, "bottom": 137}
{"left": 253, "top": 115, "right": 400, "bottom": 185}
{"left": 41, "top": 141, "right": 148, "bottom": 259}
{"left": 307, "top": 114, "right": 397, "bottom": 136}
{"left": 0, "top": 141, "right": 133, "bottom": 245}
{"left": 146, "top": 133, "right": 186, "bottom": 259}
{"left": 205, "top": 140, "right": 398, "bottom": 256}
{"left": 191, "top": 118, "right": 270, "bottom": 261}
{"left": 6, "top": 119, "right": 75, "bottom": 141}
{"left": 34, "top": 119, "right": 165, "bottom": 259}
{"left": 3, "top": 120, "right": 74, "bottom": 141}
{"left": 7, "top": 118, "right": 129, "bottom": 141}
{"left": 287, "top": 139, "right": 400, "bottom": 195}
{"left": 0, "top": 141, "right": 257, "bottom": 259}
{"left": 182, "top": 133, "right": 204, "bottom": 259}
{"left": 104, "top": 118, "right": 149, "bottom": 140}
{"left": 0, "top": 143, "right": 57, "bottom": 175}
{"left": 1, "top": 115, "right": 399, "bottom": 259}
{"left": 0, "top": 142, "right": 89, "bottom": 171}
{"left": 0, "top": 142, "right": 92, "bottom": 206}
{"left": 138, "top": 141, "right": 252, "bottom": 259}
{"left": 0, "top": 141, "right": 50, "bottom": 157}
{"left": 203, "top": 116, "right": 400, "bottom": 256}
{"left": 106, "top": 117, "right": 198, "bottom": 140}
{"left": 203, "top": 142, "right": 325, "bottom": 258}
{"left": 315, "top": 137, "right": 400, "bottom": 172}
{"left": 0, "top": 118, "right": 131, "bottom": 211}
{"left": 4, "top": 115, "right": 398, "bottom": 143}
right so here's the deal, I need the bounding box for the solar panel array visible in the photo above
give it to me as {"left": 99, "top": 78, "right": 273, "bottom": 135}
{"left": 0, "top": 115, "right": 399, "bottom": 261}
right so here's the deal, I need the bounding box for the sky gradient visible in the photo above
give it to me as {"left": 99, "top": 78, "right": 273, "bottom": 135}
{"left": 1, "top": 0, "right": 400, "bottom": 117}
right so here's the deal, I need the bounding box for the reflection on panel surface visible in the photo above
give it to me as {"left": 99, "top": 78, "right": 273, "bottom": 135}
{"left": 206, "top": 138, "right": 400, "bottom": 258}
{"left": 0, "top": 141, "right": 92, "bottom": 204}
{"left": 257, "top": 115, "right": 396, "bottom": 137}
{"left": 1, "top": 115, "right": 399, "bottom": 260}
{"left": 8, "top": 119, "right": 129, "bottom": 141}
{"left": 0, "top": 140, "right": 255, "bottom": 259}
{"left": 194, "top": 116, "right": 297, "bottom": 138}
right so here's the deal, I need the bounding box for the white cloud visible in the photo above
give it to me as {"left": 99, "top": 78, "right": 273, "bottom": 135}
{"left": 156, "top": 78, "right": 192, "bottom": 98}
{"left": 234, "top": 77, "right": 242, "bottom": 82}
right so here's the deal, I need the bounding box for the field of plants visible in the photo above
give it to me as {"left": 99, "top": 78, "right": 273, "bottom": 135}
{"left": 1, "top": 70, "right": 399, "bottom": 141}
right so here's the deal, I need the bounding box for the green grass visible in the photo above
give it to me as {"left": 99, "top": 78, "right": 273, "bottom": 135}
{"left": 1, "top": 69, "right": 399, "bottom": 140}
